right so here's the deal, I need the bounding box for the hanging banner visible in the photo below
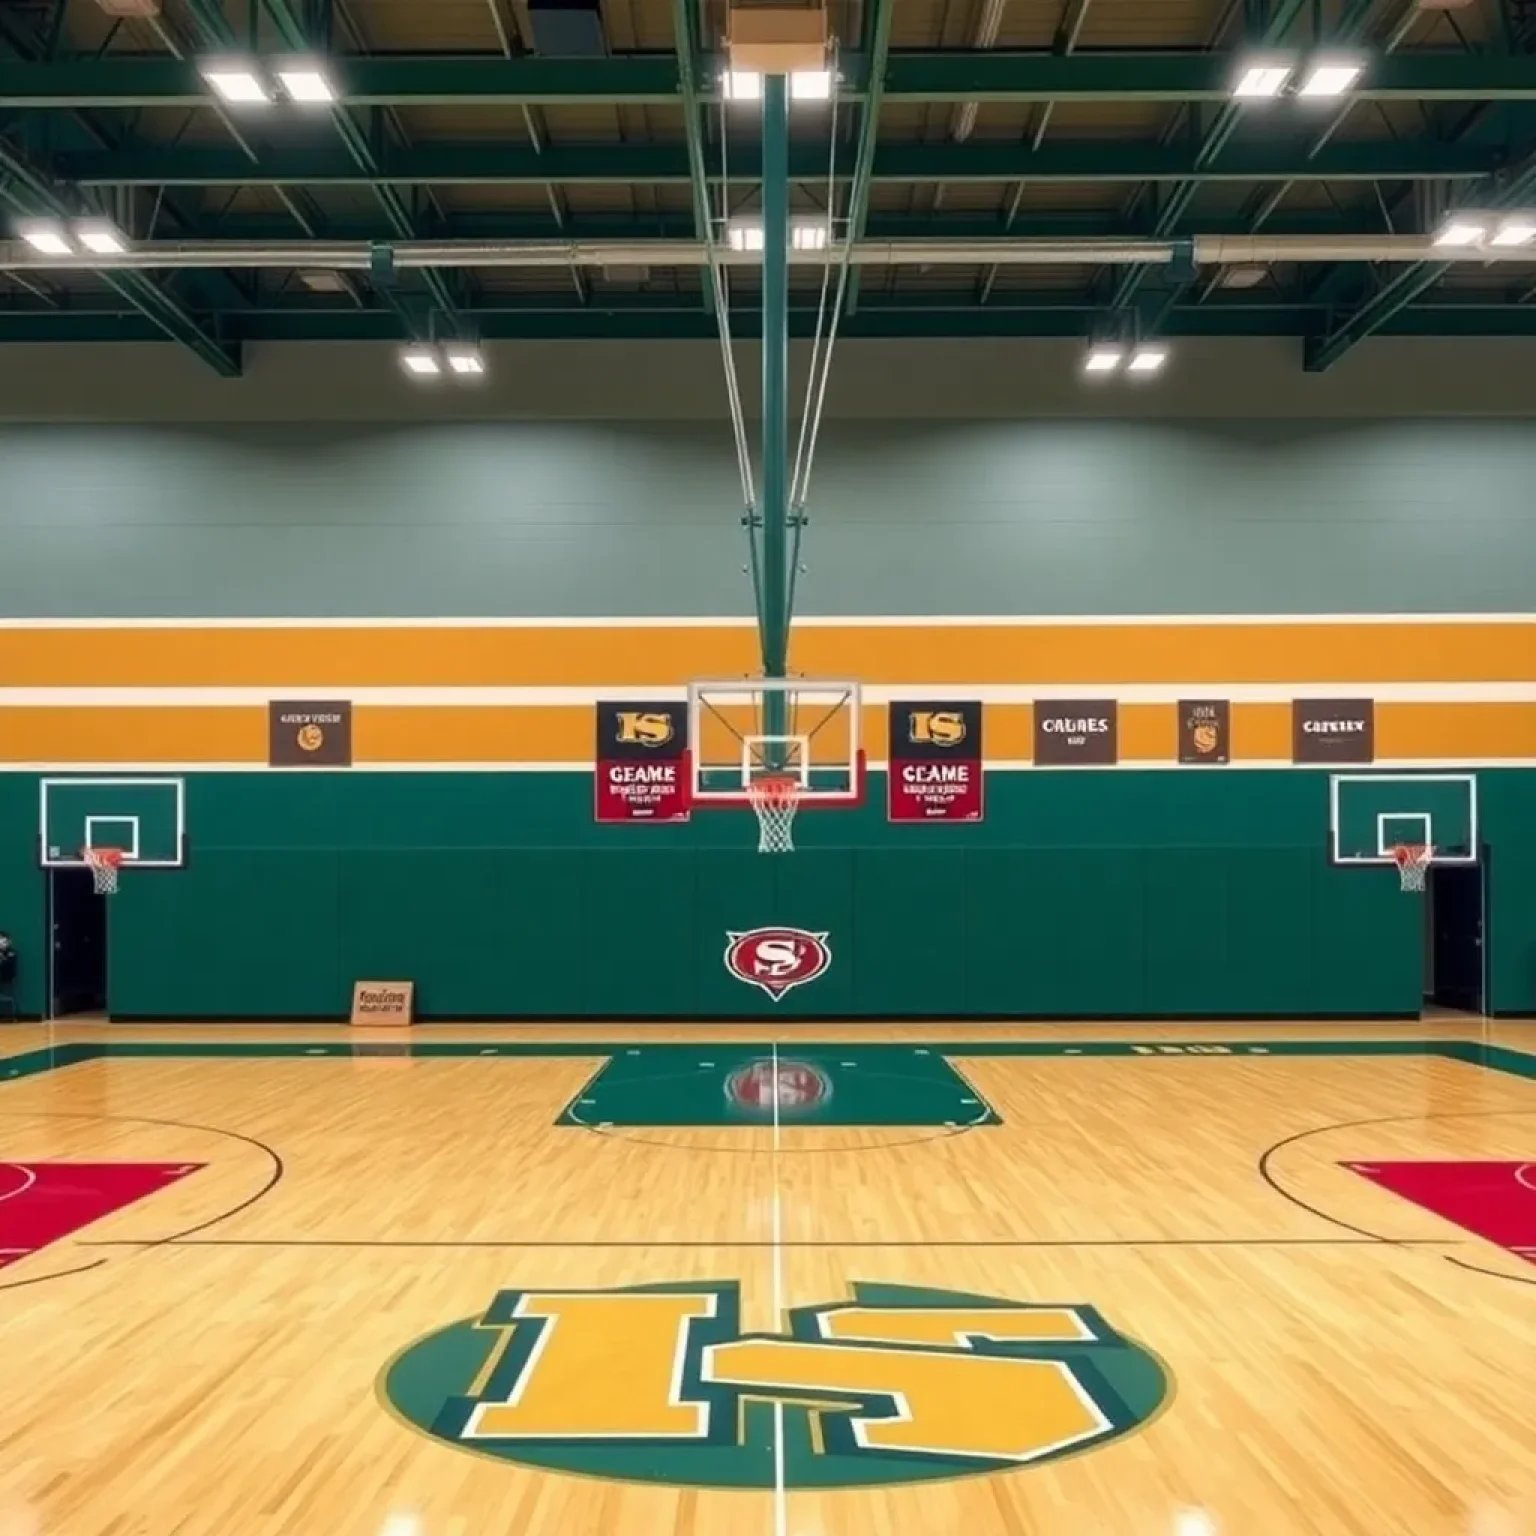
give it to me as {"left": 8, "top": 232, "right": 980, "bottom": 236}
{"left": 1178, "top": 699, "right": 1231, "bottom": 765}
{"left": 887, "top": 702, "right": 984, "bottom": 821}
{"left": 268, "top": 700, "right": 352, "bottom": 767}
{"left": 1033, "top": 700, "right": 1118, "bottom": 765}
{"left": 1293, "top": 698, "right": 1375, "bottom": 763}
{"left": 594, "top": 701, "right": 691, "bottom": 822}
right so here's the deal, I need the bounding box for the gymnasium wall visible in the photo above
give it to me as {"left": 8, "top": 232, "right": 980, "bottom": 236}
{"left": 0, "top": 402, "right": 1532, "bottom": 1020}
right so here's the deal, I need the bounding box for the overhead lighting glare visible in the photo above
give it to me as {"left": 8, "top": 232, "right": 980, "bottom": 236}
{"left": 1127, "top": 344, "right": 1170, "bottom": 376}
{"left": 1232, "top": 59, "right": 1293, "bottom": 99}
{"left": 445, "top": 345, "right": 487, "bottom": 377}
{"left": 275, "top": 64, "right": 337, "bottom": 104}
{"left": 1297, "top": 58, "right": 1364, "bottom": 99}
{"left": 1433, "top": 215, "right": 1489, "bottom": 249}
{"left": 199, "top": 60, "right": 271, "bottom": 104}
{"left": 727, "top": 219, "right": 765, "bottom": 252}
{"left": 722, "top": 69, "right": 762, "bottom": 102}
{"left": 790, "top": 69, "right": 833, "bottom": 101}
{"left": 17, "top": 220, "right": 73, "bottom": 256}
{"left": 399, "top": 347, "right": 442, "bottom": 378}
{"left": 1083, "top": 344, "right": 1125, "bottom": 375}
{"left": 791, "top": 220, "right": 830, "bottom": 251}
{"left": 76, "top": 220, "right": 129, "bottom": 255}
{"left": 1490, "top": 215, "right": 1536, "bottom": 248}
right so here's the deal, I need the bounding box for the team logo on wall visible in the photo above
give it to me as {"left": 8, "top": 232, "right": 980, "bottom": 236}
{"left": 1292, "top": 699, "right": 1375, "bottom": 764}
{"left": 724, "top": 1057, "right": 832, "bottom": 1115}
{"left": 1178, "top": 699, "right": 1230, "bottom": 765}
{"left": 594, "top": 701, "right": 690, "bottom": 822}
{"left": 1033, "top": 700, "right": 1118, "bottom": 765}
{"left": 723, "top": 927, "right": 830, "bottom": 1000}
{"left": 887, "top": 701, "right": 984, "bottom": 821}
{"left": 381, "top": 1279, "right": 1169, "bottom": 1489}
{"left": 268, "top": 700, "right": 352, "bottom": 767}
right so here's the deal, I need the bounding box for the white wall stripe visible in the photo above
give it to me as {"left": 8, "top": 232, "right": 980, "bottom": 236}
{"left": 1, "top": 683, "right": 1533, "bottom": 706}
{"left": 0, "top": 613, "right": 1530, "bottom": 631}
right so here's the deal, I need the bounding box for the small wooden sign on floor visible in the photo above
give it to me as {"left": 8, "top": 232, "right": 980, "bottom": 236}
{"left": 351, "top": 980, "right": 414, "bottom": 1026}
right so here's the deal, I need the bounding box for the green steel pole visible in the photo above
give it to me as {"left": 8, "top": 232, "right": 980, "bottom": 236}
{"left": 760, "top": 72, "right": 790, "bottom": 755}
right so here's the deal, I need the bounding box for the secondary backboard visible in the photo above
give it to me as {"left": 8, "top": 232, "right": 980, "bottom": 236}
{"left": 688, "top": 678, "right": 864, "bottom": 804}
{"left": 39, "top": 776, "right": 188, "bottom": 869}
{"left": 1329, "top": 773, "right": 1478, "bottom": 866}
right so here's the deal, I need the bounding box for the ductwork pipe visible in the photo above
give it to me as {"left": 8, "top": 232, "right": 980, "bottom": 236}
{"left": 0, "top": 235, "right": 1513, "bottom": 270}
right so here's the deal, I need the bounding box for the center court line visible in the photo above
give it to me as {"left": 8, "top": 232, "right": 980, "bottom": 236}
{"left": 80, "top": 1235, "right": 1448, "bottom": 1248}
{"left": 770, "top": 1040, "right": 787, "bottom": 1536}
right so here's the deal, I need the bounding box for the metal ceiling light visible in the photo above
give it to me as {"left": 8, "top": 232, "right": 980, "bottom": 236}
{"left": 1127, "top": 344, "right": 1170, "bottom": 376}
{"left": 16, "top": 220, "right": 74, "bottom": 256}
{"left": 727, "top": 219, "right": 766, "bottom": 252}
{"left": 1082, "top": 344, "right": 1125, "bottom": 375}
{"left": 199, "top": 59, "right": 272, "bottom": 105}
{"left": 275, "top": 61, "right": 339, "bottom": 105}
{"left": 1232, "top": 58, "right": 1293, "bottom": 99}
{"left": 399, "top": 347, "right": 442, "bottom": 378}
{"left": 445, "top": 345, "right": 487, "bottom": 377}
{"left": 1432, "top": 214, "right": 1490, "bottom": 248}
{"left": 722, "top": 70, "right": 762, "bottom": 102}
{"left": 1297, "top": 57, "right": 1365, "bottom": 100}
{"left": 75, "top": 220, "right": 129, "bottom": 255}
{"left": 1489, "top": 214, "right": 1536, "bottom": 248}
{"left": 790, "top": 70, "right": 834, "bottom": 101}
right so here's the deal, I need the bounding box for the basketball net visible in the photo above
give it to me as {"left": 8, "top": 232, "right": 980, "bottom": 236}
{"left": 1391, "top": 843, "right": 1433, "bottom": 893}
{"left": 81, "top": 846, "right": 125, "bottom": 896}
{"left": 747, "top": 775, "right": 802, "bottom": 854}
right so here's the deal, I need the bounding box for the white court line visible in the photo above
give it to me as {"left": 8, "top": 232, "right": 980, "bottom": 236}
{"left": 770, "top": 1041, "right": 787, "bottom": 1536}
{"left": 0, "top": 1163, "right": 38, "bottom": 1206}
{"left": 1514, "top": 1164, "right": 1536, "bottom": 1194}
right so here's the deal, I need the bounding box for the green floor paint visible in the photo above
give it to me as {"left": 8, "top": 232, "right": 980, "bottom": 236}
{"left": 556, "top": 1045, "right": 997, "bottom": 1128}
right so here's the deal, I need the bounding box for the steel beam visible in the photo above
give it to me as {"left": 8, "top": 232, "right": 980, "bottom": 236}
{"left": 843, "top": 0, "right": 893, "bottom": 315}
{"left": 13, "top": 54, "right": 1536, "bottom": 109}
{"left": 671, "top": 0, "right": 715, "bottom": 314}
{"left": 59, "top": 139, "right": 1501, "bottom": 188}
{"left": 760, "top": 74, "right": 790, "bottom": 700}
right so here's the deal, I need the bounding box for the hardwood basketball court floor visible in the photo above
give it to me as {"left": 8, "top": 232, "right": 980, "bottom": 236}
{"left": 2, "top": 1019, "right": 1535, "bottom": 1535}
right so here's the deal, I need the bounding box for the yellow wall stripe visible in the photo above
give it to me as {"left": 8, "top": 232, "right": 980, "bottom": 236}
{"left": 0, "top": 618, "right": 1529, "bottom": 688}
{"left": 4, "top": 701, "right": 1535, "bottom": 766}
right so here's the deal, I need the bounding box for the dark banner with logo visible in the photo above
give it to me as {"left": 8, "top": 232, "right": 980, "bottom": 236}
{"left": 268, "top": 700, "right": 352, "bottom": 766}
{"left": 1178, "top": 699, "right": 1230, "bottom": 765}
{"left": 887, "top": 701, "right": 984, "bottom": 821}
{"left": 1034, "top": 700, "right": 1118, "bottom": 765}
{"left": 594, "top": 701, "right": 691, "bottom": 821}
{"left": 1292, "top": 698, "right": 1375, "bottom": 763}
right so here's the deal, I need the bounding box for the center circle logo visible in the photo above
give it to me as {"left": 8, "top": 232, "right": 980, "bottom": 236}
{"left": 725, "top": 1057, "right": 832, "bottom": 1116}
{"left": 381, "top": 1281, "right": 1169, "bottom": 1490}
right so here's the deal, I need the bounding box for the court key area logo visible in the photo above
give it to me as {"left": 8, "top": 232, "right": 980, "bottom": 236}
{"left": 724, "top": 927, "right": 830, "bottom": 1000}
{"left": 381, "top": 1280, "right": 1169, "bottom": 1490}
{"left": 725, "top": 1057, "right": 832, "bottom": 1114}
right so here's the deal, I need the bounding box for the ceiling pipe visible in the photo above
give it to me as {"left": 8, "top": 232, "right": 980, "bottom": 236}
{"left": 0, "top": 235, "right": 1522, "bottom": 270}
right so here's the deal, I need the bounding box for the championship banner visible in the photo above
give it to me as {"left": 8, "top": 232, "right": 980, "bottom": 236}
{"left": 1033, "top": 700, "right": 1118, "bottom": 766}
{"left": 887, "top": 702, "right": 984, "bottom": 821}
{"left": 594, "top": 701, "right": 690, "bottom": 822}
{"left": 1178, "top": 699, "right": 1230, "bottom": 765}
{"left": 1293, "top": 698, "right": 1375, "bottom": 763}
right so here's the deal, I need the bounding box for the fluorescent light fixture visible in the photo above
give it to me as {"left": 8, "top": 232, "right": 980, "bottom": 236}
{"left": 1232, "top": 59, "right": 1293, "bottom": 99}
{"left": 1490, "top": 215, "right": 1536, "bottom": 248}
{"left": 1433, "top": 214, "right": 1489, "bottom": 248}
{"left": 1297, "top": 57, "right": 1364, "bottom": 99}
{"left": 1083, "top": 344, "right": 1125, "bottom": 374}
{"left": 727, "top": 219, "right": 765, "bottom": 252}
{"left": 722, "top": 69, "right": 762, "bottom": 102}
{"left": 399, "top": 347, "right": 442, "bottom": 378}
{"left": 199, "top": 59, "right": 271, "bottom": 104}
{"left": 275, "top": 63, "right": 337, "bottom": 104}
{"left": 1127, "top": 344, "right": 1170, "bottom": 376}
{"left": 790, "top": 69, "right": 833, "bottom": 101}
{"left": 75, "top": 220, "right": 128, "bottom": 255}
{"left": 17, "top": 220, "right": 73, "bottom": 256}
{"left": 445, "top": 345, "right": 487, "bottom": 376}
{"left": 791, "top": 220, "right": 830, "bottom": 251}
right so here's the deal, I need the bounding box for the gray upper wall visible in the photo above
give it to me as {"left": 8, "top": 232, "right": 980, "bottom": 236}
{"left": 0, "top": 415, "right": 1532, "bottom": 616}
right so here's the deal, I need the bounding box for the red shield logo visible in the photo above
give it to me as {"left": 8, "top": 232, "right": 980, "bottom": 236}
{"left": 723, "top": 927, "right": 831, "bottom": 1001}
